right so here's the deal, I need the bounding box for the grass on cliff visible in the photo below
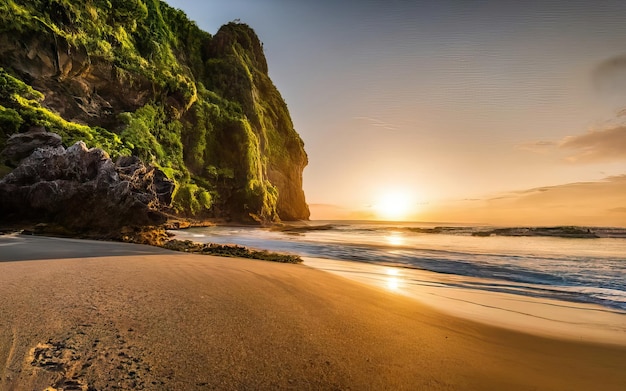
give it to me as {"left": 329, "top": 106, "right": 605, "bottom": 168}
{"left": 0, "top": 68, "right": 126, "bottom": 155}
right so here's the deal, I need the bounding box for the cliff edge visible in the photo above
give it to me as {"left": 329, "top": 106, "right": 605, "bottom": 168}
{"left": 0, "top": 0, "right": 309, "bottom": 228}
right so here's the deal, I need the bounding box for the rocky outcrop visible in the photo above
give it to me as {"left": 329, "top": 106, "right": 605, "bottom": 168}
{"left": 0, "top": 126, "right": 62, "bottom": 167}
{"left": 207, "top": 23, "right": 310, "bottom": 221}
{"left": 0, "top": 2, "right": 309, "bottom": 223}
{"left": 0, "top": 130, "right": 173, "bottom": 234}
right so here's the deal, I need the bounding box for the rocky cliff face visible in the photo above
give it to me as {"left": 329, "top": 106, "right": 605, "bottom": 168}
{"left": 0, "top": 0, "right": 309, "bottom": 226}
{"left": 205, "top": 23, "right": 309, "bottom": 221}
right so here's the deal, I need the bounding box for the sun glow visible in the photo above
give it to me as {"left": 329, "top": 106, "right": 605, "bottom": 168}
{"left": 374, "top": 191, "right": 413, "bottom": 221}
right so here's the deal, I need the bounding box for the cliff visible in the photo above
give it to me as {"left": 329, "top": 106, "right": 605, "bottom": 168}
{"left": 0, "top": 0, "right": 309, "bottom": 226}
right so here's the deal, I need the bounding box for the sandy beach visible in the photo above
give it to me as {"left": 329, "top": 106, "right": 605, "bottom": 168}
{"left": 1, "top": 235, "right": 625, "bottom": 390}
{"left": 304, "top": 258, "right": 626, "bottom": 346}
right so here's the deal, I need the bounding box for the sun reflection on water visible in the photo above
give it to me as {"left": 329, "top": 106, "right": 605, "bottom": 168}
{"left": 385, "top": 232, "right": 405, "bottom": 246}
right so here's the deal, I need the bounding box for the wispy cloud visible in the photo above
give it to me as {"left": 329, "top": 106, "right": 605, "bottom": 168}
{"left": 516, "top": 140, "right": 557, "bottom": 154}
{"left": 518, "top": 125, "right": 626, "bottom": 163}
{"left": 490, "top": 175, "right": 626, "bottom": 201}
{"left": 353, "top": 116, "right": 398, "bottom": 131}
{"left": 560, "top": 126, "right": 626, "bottom": 163}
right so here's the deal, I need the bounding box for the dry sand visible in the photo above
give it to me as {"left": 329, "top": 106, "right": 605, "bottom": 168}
{"left": 1, "top": 235, "right": 625, "bottom": 390}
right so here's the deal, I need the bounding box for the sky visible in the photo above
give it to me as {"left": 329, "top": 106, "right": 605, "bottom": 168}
{"left": 165, "top": 0, "right": 626, "bottom": 226}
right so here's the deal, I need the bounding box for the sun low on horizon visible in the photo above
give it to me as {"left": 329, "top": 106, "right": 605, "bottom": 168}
{"left": 373, "top": 189, "right": 417, "bottom": 222}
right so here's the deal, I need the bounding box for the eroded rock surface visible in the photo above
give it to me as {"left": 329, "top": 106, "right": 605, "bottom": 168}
{"left": 0, "top": 130, "right": 173, "bottom": 234}
{"left": 0, "top": 126, "right": 62, "bottom": 167}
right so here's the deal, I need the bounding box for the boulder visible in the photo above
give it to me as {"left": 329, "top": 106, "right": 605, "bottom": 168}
{"left": 0, "top": 126, "right": 62, "bottom": 167}
{"left": 0, "top": 130, "right": 174, "bottom": 234}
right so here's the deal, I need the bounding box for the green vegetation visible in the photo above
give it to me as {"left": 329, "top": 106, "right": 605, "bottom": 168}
{"left": 0, "top": 1, "right": 308, "bottom": 222}
{"left": 0, "top": 0, "right": 200, "bottom": 110}
{"left": 0, "top": 68, "right": 126, "bottom": 156}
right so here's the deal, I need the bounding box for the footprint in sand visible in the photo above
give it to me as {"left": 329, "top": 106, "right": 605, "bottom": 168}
{"left": 26, "top": 326, "right": 155, "bottom": 391}
{"left": 29, "top": 340, "right": 89, "bottom": 391}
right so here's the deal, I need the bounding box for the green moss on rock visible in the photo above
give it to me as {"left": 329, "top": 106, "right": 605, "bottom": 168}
{"left": 0, "top": 1, "right": 309, "bottom": 222}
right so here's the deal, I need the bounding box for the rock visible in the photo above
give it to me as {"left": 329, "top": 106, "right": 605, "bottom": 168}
{"left": 0, "top": 131, "right": 175, "bottom": 235}
{"left": 115, "top": 156, "right": 175, "bottom": 205}
{"left": 0, "top": 126, "right": 62, "bottom": 167}
{"left": 268, "top": 166, "right": 310, "bottom": 221}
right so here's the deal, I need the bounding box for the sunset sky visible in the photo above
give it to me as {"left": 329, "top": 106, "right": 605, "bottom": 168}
{"left": 165, "top": 0, "right": 626, "bottom": 226}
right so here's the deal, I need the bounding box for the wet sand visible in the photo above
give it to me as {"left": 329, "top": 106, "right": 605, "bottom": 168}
{"left": 304, "top": 257, "right": 626, "bottom": 345}
{"left": 1, "top": 235, "right": 625, "bottom": 390}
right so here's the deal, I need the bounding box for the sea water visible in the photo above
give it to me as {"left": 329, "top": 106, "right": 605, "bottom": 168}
{"left": 173, "top": 221, "right": 626, "bottom": 312}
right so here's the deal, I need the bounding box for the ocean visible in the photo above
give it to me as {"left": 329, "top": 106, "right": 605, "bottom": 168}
{"left": 173, "top": 221, "right": 626, "bottom": 312}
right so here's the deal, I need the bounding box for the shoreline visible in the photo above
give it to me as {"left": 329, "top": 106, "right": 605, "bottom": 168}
{"left": 1, "top": 236, "right": 625, "bottom": 389}
{"left": 303, "top": 257, "right": 626, "bottom": 346}
{"left": 172, "top": 224, "right": 626, "bottom": 314}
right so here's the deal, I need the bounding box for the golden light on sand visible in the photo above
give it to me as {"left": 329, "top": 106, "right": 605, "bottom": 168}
{"left": 374, "top": 191, "right": 413, "bottom": 221}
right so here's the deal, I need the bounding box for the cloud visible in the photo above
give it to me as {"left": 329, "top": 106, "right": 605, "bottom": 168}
{"left": 516, "top": 140, "right": 557, "bottom": 154}
{"left": 421, "top": 176, "right": 626, "bottom": 227}
{"left": 593, "top": 54, "right": 626, "bottom": 96}
{"left": 353, "top": 116, "right": 398, "bottom": 131}
{"left": 517, "top": 54, "right": 626, "bottom": 163}
{"left": 492, "top": 175, "right": 626, "bottom": 201}
{"left": 560, "top": 126, "right": 626, "bottom": 163}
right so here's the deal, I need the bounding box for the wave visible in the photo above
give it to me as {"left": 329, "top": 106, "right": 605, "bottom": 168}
{"left": 173, "top": 224, "right": 626, "bottom": 311}
{"left": 359, "top": 224, "right": 625, "bottom": 239}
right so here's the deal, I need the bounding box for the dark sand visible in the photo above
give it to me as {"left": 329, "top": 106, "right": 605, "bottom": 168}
{"left": 1, "top": 235, "right": 625, "bottom": 390}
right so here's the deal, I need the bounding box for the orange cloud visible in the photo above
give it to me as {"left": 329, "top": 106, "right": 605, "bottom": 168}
{"left": 560, "top": 126, "right": 626, "bottom": 163}
{"left": 420, "top": 176, "right": 626, "bottom": 227}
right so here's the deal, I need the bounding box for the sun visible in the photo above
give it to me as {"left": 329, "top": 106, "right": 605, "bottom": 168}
{"left": 374, "top": 191, "right": 412, "bottom": 221}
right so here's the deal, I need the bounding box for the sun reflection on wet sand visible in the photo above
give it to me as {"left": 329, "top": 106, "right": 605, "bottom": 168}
{"left": 386, "top": 268, "right": 401, "bottom": 290}
{"left": 386, "top": 277, "right": 400, "bottom": 290}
